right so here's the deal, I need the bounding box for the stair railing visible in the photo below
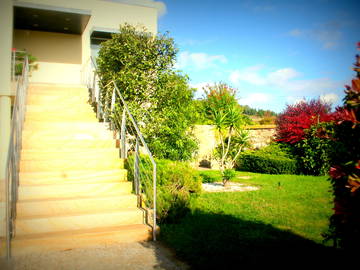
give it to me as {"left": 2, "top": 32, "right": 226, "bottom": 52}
{"left": 5, "top": 55, "right": 29, "bottom": 259}
{"left": 83, "top": 57, "right": 157, "bottom": 240}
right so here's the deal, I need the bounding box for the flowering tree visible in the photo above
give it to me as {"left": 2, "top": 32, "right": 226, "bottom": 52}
{"left": 326, "top": 44, "right": 360, "bottom": 249}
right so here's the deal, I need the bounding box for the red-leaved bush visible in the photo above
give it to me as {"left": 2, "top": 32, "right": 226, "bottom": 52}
{"left": 275, "top": 99, "right": 334, "bottom": 144}
{"left": 326, "top": 43, "right": 360, "bottom": 249}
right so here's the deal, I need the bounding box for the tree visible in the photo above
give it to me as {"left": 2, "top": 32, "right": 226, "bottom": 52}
{"left": 203, "top": 83, "right": 250, "bottom": 185}
{"left": 326, "top": 43, "right": 360, "bottom": 249}
{"left": 97, "top": 24, "right": 198, "bottom": 161}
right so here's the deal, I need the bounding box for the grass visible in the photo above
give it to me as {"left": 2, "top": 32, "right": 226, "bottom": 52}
{"left": 159, "top": 170, "right": 348, "bottom": 268}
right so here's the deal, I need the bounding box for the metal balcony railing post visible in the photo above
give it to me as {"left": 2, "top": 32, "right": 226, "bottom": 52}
{"left": 120, "top": 109, "right": 127, "bottom": 159}
{"left": 88, "top": 57, "right": 157, "bottom": 241}
{"left": 134, "top": 137, "right": 140, "bottom": 195}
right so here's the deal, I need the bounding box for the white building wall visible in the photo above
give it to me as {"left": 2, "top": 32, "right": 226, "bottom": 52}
{"left": 13, "top": 0, "right": 158, "bottom": 84}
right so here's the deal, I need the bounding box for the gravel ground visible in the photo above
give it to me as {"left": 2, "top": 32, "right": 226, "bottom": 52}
{"left": 202, "top": 182, "right": 259, "bottom": 192}
{"left": 0, "top": 241, "right": 189, "bottom": 270}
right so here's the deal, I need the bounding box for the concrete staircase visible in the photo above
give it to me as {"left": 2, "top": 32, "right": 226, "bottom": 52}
{"left": 12, "top": 84, "right": 151, "bottom": 256}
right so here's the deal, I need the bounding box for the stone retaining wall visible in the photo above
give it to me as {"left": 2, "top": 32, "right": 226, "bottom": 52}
{"left": 192, "top": 124, "right": 276, "bottom": 168}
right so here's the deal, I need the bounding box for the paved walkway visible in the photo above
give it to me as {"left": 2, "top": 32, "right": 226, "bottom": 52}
{"left": 0, "top": 241, "right": 189, "bottom": 270}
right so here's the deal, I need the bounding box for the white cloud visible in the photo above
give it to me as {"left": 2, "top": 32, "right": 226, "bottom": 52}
{"left": 176, "top": 51, "right": 227, "bottom": 70}
{"left": 288, "top": 22, "right": 343, "bottom": 50}
{"left": 288, "top": 29, "right": 303, "bottom": 37}
{"left": 229, "top": 65, "right": 340, "bottom": 94}
{"left": 190, "top": 82, "right": 216, "bottom": 98}
{"left": 267, "top": 68, "right": 300, "bottom": 86}
{"left": 229, "top": 65, "right": 266, "bottom": 86}
{"left": 286, "top": 96, "right": 306, "bottom": 105}
{"left": 238, "top": 93, "right": 272, "bottom": 108}
{"left": 320, "top": 93, "right": 340, "bottom": 104}
{"left": 103, "top": 0, "right": 166, "bottom": 16}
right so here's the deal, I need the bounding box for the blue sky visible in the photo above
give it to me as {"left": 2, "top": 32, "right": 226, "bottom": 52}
{"left": 118, "top": 0, "right": 360, "bottom": 112}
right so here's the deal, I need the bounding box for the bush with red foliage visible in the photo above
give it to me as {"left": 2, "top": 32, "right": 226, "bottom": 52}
{"left": 275, "top": 99, "right": 334, "bottom": 144}
{"left": 326, "top": 43, "right": 360, "bottom": 249}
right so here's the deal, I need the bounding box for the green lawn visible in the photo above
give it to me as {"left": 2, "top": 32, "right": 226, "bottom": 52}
{"left": 160, "top": 171, "right": 347, "bottom": 269}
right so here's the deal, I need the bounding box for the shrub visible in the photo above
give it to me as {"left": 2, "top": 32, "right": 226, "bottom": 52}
{"left": 126, "top": 155, "right": 202, "bottom": 223}
{"left": 222, "top": 168, "right": 236, "bottom": 184}
{"left": 325, "top": 44, "right": 360, "bottom": 249}
{"left": 199, "top": 172, "right": 218, "bottom": 183}
{"left": 275, "top": 99, "right": 333, "bottom": 144}
{"left": 292, "top": 122, "right": 338, "bottom": 176}
{"left": 236, "top": 144, "right": 298, "bottom": 174}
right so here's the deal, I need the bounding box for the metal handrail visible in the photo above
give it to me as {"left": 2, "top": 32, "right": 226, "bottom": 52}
{"left": 84, "top": 57, "right": 157, "bottom": 240}
{"left": 5, "top": 55, "right": 29, "bottom": 259}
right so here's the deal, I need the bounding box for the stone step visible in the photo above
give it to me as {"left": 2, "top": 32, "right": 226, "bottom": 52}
{"left": 22, "top": 129, "right": 114, "bottom": 142}
{"left": 23, "top": 121, "right": 110, "bottom": 132}
{"left": 26, "top": 94, "right": 90, "bottom": 106}
{"left": 28, "top": 86, "right": 89, "bottom": 96}
{"left": 25, "top": 111, "right": 97, "bottom": 122}
{"left": 11, "top": 224, "right": 152, "bottom": 256}
{"left": 15, "top": 209, "right": 145, "bottom": 236}
{"left": 26, "top": 103, "right": 94, "bottom": 113}
{"left": 22, "top": 138, "right": 116, "bottom": 149}
{"left": 18, "top": 182, "right": 133, "bottom": 201}
{"left": 21, "top": 148, "right": 119, "bottom": 161}
{"left": 19, "top": 169, "right": 127, "bottom": 185}
{"left": 28, "top": 83, "right": 88, "bottom": 91}
{"left": 17, "top": 194, "right": 138, "bottom": 217}
{"left": 19, "top": 157, "right": 124, "bottom": 172}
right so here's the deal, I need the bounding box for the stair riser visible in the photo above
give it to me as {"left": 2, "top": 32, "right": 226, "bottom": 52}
{"left": 25, "top": 112, "right": 97, "bottom": 122}
{"left": 25, "top": 117, "right": 98, "bottom": 123}
{"left": 17, "top": 196, "right": 138, "bottom": 217}
{"left": 28, "top": 85, "right": 88, "bottom": 92}
{"left": 21, "top": 149, "right": 119, "bottom": 161}
{"left": 22, "top": 131, "right": 114, "bottom": 143}
{"left": 26, "top": 104, "right": 94, "bottom": 113}
{"left": 23, "top": 122, "right": 109, "bottom": 131}
{"left": 28, "top": 89, "right": 89, "bottom": 95}
{"left": 19, "top": 170, "right": 127, "bottom": 185}
{"left": 20, "top": 158, "right": 124, "bottom": 172}
{"left": 18, "top": 182, "right": 132, "bottom": 200}
{"left": 15, "top": 211, "right": 144, "bottom": 235}
{"left": 11, "top": 226, "right": 152, "bottom": 255}
{"left": 26, "top": 95, "right": 89, "bottom": 107}
{"left": 22, "top": 139, "right": 116, "bottom": 149}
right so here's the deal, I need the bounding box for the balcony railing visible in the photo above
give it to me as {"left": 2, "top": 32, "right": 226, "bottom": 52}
{"left": 82, "top": 57, "right": 157, "bottom": 240}
{"left": 5, "top": 55, "right": 29, "bottom": 258}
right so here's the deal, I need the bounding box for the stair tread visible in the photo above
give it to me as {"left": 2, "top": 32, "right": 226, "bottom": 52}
{"left": 13, "top": 224, "right": 150, "bottom": 240}
{"left": 19, "top": 181, "right": 131, "bottom": 187}
{"left": 18, "top": 194, "right": 136, "bottom": 203}
{"left": 17, "top": 207, "right": 141, "bottom": 220}
{"left": 20, "top": 168, "right": 126, "bottom": 175}
{"left": 19, "top": 178, "right": 129, "bottom": 186}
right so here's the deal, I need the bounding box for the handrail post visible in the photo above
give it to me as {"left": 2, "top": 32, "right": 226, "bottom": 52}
{"left": 153, "top": 163, "right": 157, "bottom": 241}
{"left": 109, "top": 87, "right": 116, "bottom": 130}
{"left": 5, "top": 55, "right": 29, "bottom": 259}
{"left": 88, "top": 58, "right": 157, "bottom": 242}
{"left": 134, "top": 137, "right": 140, "bottom": 195}
{"left": 120, "top": 109, "right": 127, "bottom": 159}
{"left": 11, "top": 50, "right": 15, "bottom": 81}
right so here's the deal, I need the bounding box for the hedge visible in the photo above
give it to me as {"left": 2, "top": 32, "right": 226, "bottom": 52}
{"left": 236, "top": 144, "right": 298, "bottom": 174}
{"left": 126, "top": 155, "right": 202, "bottom": 223}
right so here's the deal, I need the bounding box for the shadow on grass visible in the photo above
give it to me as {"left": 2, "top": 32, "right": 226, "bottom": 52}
{"left": 159, "top": 210, "right": 352, "bottom": 269}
